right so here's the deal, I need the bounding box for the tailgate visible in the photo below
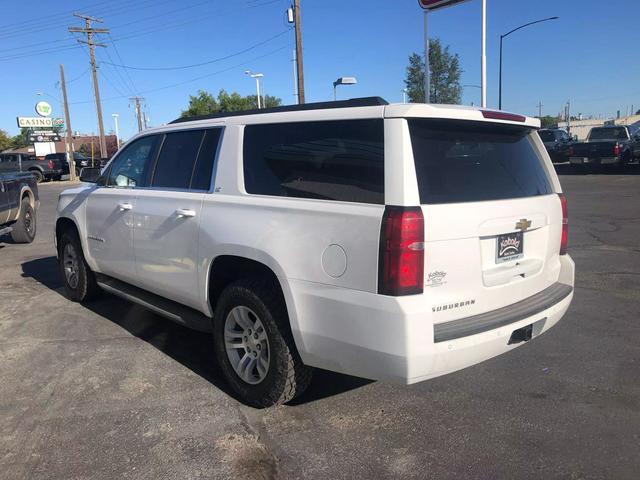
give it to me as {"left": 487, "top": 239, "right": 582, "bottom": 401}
{"left": 406, "top": 118, "right": 564, "bottom": 322}
{"left": 572, "top": 141, "right": 616, "bottom": 158}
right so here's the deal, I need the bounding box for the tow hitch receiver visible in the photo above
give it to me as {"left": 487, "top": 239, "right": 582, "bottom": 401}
{"left": 508, "top": 318, "right": 547, "bottom": 345}
{"left": 509, "top": 324, "right": 533, "bottom": 344}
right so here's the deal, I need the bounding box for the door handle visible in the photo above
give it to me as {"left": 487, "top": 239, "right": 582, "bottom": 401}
{"left": 176, "top": 208, "right": 196, "bottom": 218}
{"left": 118, "top": 202, "right": 133, "bottom": 211}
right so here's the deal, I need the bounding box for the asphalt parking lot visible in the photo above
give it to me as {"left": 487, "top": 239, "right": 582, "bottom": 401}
{"left": 1, "top": 167, "right": 639, "bottom": 479}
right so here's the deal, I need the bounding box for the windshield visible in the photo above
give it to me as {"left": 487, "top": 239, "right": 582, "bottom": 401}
{"left": 408, "top": 119, "right": 553, "bottom": 204}
{"left": 589, "top": 128, "right": 628, "bottom": 141}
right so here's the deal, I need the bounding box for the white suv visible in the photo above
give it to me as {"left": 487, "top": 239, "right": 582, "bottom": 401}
{"left": 55, "top": 98, "right": 574, "bottom": 407}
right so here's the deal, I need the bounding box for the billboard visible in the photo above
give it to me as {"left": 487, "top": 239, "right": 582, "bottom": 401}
{"left": 418, "top": 0, "right": 470, "bottom": 10}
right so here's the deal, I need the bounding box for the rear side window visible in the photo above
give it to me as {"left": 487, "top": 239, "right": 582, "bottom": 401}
{"left": 190, "top": 129, "right": 222, "bottom": 190}
{"left": 243, "top": 119, "right": 384, "bottom": 204}
{"left": 152, "top": 130, "right": 204, "bottom": 189}
{"left": 408, "top": 119, "right": 553, "bottom": 204}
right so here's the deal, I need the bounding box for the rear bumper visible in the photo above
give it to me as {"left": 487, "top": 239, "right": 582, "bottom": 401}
{"left": 289, "top": 255, "right": 575, "bottom": 384}
{"left": 570, "top": 156, "right": 620, "bottom": 165}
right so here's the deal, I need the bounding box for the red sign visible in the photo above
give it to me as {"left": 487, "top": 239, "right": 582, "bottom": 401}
{"left": 418, "top": 0, "right": 470, "bottom": 10}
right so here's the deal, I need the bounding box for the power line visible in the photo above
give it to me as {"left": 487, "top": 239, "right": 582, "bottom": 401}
{"left": 102, "top": 28, "right": 292, "bottom": 71}
{"left": 69, "top": 44, "right": 289, "bottom": 105}
{"left": 65, "top": 67, "right": 91, "bottom": 84}
{"left": 0, "top": 1, "right": 287, "bottom": 62}
{"left": 0, "top": 0, "right": 175, "bottom": 40}
{"left": 107, "top": 33, "right": 139, "bottom": 94}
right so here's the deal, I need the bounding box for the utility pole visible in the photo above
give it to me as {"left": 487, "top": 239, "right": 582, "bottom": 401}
{"left": 537, "top": 101, "right": 543, "bottom": 118}
{"left": 69, "top": 13, "right": 108, "bottom": 160}
{"left": 59, "top": 64, "right": 77, "bottom": 182}
{"left": 293, "top": 0, "right": 305, "bottom": 104}
{"left": 130, "top": 97, "right": 144, "bottom": 132}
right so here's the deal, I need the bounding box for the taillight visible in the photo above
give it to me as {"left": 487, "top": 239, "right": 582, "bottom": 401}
{"left": 378, "top": 206, "right": 424, "bottom": 296}
{"left": 568, "top": 146, "right": 574, "bottom": 157}
{"left": 48, "top": 160, "right": 54, "bottom": 169}
{"left": 558, "top": 193, "right": 568, "bottom": 255}
{"left": 613, "top": 143, "right": 621, "bottom": 156}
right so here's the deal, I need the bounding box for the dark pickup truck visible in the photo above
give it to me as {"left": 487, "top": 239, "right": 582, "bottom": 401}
{"left": 44, "top": 152, "right": 94, "bottom": 177}
{"left": 539, "top": 128, "right": 573, "bottom": 163}
{"left": 569, "top": 125, "right": 640, "bottom": 167}
{"left": 0, "top": 171, "right": 38, "bottom": 243}
{"left": 0, "top": 152, "right": 63, "bottom": 182}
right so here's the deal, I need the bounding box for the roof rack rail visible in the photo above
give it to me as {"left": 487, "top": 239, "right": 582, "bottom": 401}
{"left": 170, "top": 96, "right": 388, "bottom": 124}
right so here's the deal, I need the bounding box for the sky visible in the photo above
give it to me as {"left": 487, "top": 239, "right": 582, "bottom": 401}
{"left": 0, "top": 0, "right": 638, "bottom": 141}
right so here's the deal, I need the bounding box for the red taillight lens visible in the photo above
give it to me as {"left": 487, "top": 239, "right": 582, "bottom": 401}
{"left": 378, "top": 206, "right": 424, "bottom": 296}
{"left": 48, "top": 159, "right": 54, "bottom": 169}
{"left": 613, "top": 143, "right": 621, "bottom": 156}
{"left": 558, "top": 193, "right": 568, "bottom": 255}
{"left": 568, "top": 146, "right": 574, "bottom": 157}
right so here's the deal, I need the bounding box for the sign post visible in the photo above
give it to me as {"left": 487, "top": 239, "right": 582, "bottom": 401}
{"left": 418, "top": 0, "right": 483, "bottom": 107}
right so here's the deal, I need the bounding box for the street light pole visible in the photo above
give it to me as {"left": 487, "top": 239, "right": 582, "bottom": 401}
{"left": 112, "top": 113, "right": 120, "bottom": 148}
{"left": 245, "top": 71, "right": 264, "bottom": 109}
{"left": 498, "top": 16, "right": 559, "bottom": 110}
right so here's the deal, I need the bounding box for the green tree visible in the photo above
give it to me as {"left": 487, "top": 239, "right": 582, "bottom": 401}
{"left": 181, "top": 89, "right": 282, "bottom": 117}
{"left": 181, "top": 90, "right": 220, "bottom": 117}
{"left": 10, "top": 128, "right": 32, "bottom": 149}
{"left": 404, "top": 38, "right": 462, "bottom": 104}
{"left": 538, "top": 116, "right": 558, "bottom": 128}
{"left": 0, "top": 129, "right": 11, "bottom": 152}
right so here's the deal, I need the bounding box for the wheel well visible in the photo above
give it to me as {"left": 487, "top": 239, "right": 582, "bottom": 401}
{"left": 208, "top": 256, "right": 284, "bottom": 312}
{"left": 55, "top": 218, "right": 79, "bottom": 249}
{"left": 21, "top": 189, "right": 33, "bottom": 207}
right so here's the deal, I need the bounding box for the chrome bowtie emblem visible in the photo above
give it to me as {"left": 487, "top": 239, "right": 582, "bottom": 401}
{"left": 515, "top": 218, "right": 532, "bottom": 231}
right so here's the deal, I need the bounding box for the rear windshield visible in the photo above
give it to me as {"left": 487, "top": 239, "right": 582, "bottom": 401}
{"left": 408, "top": 119, "right": 553, "bottom": 204}
{"left": 538, "top": 130, "right": 556, "bottom": 142}
{"left": 588, "top": 127, "right": 628, "bottom": 140}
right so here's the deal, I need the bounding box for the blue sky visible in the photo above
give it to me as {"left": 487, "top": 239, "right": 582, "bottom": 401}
{"left": 0, "top": 0, "right": 638, "bottom": 140}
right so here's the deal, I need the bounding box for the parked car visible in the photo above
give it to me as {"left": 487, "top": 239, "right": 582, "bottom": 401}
{"left": 569, "top": 125, "right": 640, "bottom": 167}
{"left": 0, "top": 152, "right": 63, "bottom": 182}
{"left": 0, "top": 171, "right": 38, "bottom": 243}
{"left": 55, "top": 98, "right": 575, "bottom": 407}
{"left": 539, "top": 128, "right": 573, "bottom": 163}
{"left": 44, "top": 152, "right": 93, "bottom": 177}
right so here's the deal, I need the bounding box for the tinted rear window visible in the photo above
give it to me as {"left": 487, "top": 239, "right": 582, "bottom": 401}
{"left": 243, "top": 119, "right": 384, "bottom": 204}
{"left": 152, "top": 129, "right": 204, "bottom": 189}
{"left": 589, "top": 127, "right": 628, "bottom": 140}
{"left": 408, "top": 119, "right": 553, "bottom": 204}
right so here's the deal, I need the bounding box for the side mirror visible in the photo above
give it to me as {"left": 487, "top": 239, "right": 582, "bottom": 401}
{"left": 79, "top": 167, "right": 101, "bottom": 183}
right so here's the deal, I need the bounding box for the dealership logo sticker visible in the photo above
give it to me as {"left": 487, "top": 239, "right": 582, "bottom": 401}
{"left": 499, "top": 236, "right": 521, "bottom": 257}
{"left": 426, "top": 270, "right": 447, "bottom": 287}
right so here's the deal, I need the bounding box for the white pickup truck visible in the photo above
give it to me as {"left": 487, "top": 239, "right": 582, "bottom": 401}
{"left": 55, "top": 98, "right": 574, "bottom": 407}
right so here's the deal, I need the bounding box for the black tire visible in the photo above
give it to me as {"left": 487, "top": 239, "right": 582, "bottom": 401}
{"left": 53, "top": 175, "right": 62, "bottom": 181}
{"left": 30, "top": 169, "right": 44, "bottom": 183}
{"left": 10, "top": 198, "right": 36, "bottom": 243}
{"left": 57, "top": 230, "right": 100, "bottom": 302}
{"left": 212, "top": 278, "right": 312, "bottom": 408}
